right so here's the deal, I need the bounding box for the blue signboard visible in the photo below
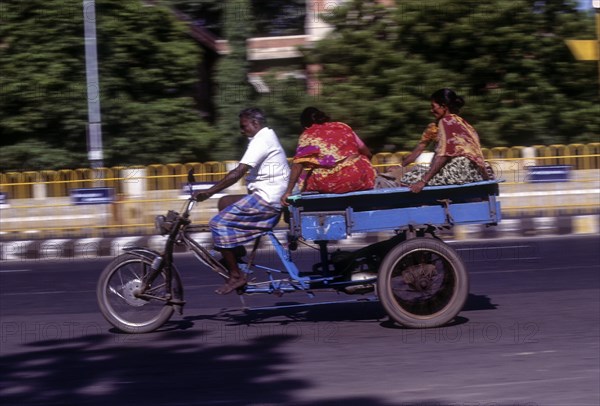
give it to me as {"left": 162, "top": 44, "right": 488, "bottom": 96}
{"left": 0, "top": 192, "right": 8, "bottom": 208}
{"left": 526, "top": 165, "right": 572, "bottom": 183}
{"left": 70, "top": 187, "right": 115, "bottom": 205}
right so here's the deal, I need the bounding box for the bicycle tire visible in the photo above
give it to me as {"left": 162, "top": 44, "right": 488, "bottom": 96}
{"left": 377, "top": 237, "right": 469, "bottom": 328}
{"left": 97, "top": 253, "right": 176, "bottom": 333}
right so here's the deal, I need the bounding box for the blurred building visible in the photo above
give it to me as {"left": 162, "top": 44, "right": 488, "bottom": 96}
{"left": 171, "top": 0, "right": 393, "bottom": 117}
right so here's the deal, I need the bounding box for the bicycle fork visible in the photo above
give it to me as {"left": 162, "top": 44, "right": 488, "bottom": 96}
{"left": 123, "top": 247, "right": 186, "bottom": 312}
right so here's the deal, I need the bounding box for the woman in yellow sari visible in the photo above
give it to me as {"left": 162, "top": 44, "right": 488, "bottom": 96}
{"left": 399, "top": 88, "right": 491, "bottom": 193}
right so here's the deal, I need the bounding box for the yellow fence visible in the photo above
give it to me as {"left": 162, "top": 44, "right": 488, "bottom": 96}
{"left": 371, "top": 143, "right": 600, "bottom": 171}
{"left": 1, "top": 143, "right": 599, "bottom": 199}
{"left": 1, "top": 143, "right": 599, "bottom": 239}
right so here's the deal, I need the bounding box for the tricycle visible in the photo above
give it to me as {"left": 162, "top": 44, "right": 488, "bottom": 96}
{"left": 96, "top": 171, "right": 501, "bottom": 333}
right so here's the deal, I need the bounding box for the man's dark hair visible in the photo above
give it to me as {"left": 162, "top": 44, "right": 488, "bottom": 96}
{"left": 239, "top": 107, "right": 267, "bottom": 126}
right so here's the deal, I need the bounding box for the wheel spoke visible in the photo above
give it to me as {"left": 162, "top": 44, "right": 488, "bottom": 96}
{"left": 144, "top": 282, "right": 167, "bottom": 296}
{"left": 108, "top": 285, "right": 127, "bottom": 301}
{"left": 97, "top": 254, "right": 176, "bottom": 333}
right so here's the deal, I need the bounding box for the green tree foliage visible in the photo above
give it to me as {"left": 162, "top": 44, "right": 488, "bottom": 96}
{"left": 257, "top": 74, "right": 318, "bottom": 154}
{"left": 211, "top": 0, "right": 256, "bottom": 160}
{"left": 252, "top": 0, "right": 305, "bottom": 37}
{"left": 170, "top": 0, "right": 307, "bottom": 158}
{"left": 167, "top": 0, "right": 306, "bottom": 37}
{"left": 1, "top": 1, "right": 89, "bottom": 168}
{"left": 302, "top": 0, "right": 598, "bottom": 150}
{"left": 2, "top": 0, "right": 597, "bottom": 172}
{"left": 0, "top": 0, "right": 217, "bottom": 171}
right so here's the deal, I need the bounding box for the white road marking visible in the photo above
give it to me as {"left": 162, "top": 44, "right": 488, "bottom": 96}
{"left": 0, "top": 213, "right": 109, "bottom": 223}
{"left": 500, "top": 188, "right": 600, "bottom": 197}
{"left": 471, "top": 265, "right": 587, "bottom": 274}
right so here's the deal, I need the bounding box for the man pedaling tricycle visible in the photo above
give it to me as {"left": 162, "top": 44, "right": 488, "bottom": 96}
{"left": 96, "top": 102, "right": 501, "bottom": 333}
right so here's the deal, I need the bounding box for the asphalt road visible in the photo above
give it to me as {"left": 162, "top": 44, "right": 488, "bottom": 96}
{"left": 1, "top": 235, "right": 599, "bottom": 406}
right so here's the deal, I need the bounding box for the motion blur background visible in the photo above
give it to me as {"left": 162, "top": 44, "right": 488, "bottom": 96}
{"left": 1, "top": 0, "right": 599, "bottom": 241}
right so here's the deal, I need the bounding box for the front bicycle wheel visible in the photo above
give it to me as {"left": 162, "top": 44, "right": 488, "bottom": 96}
{"left": 97, "top": 253, "right": 175, "bottom": 333}
{"left": 377, "top": 237, "right": 469, "bottom": 328}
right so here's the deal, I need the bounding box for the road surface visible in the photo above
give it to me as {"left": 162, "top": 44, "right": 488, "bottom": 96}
{"left": 1, "top": 235, "right": 599, "bottom": 405}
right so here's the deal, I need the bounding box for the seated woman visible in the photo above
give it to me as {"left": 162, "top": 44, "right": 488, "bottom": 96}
{"left": 398, "top": 88, "right": 491, "bottom": 193}
{"left": 281, "top": 107, "right": 377, "bottom": 205}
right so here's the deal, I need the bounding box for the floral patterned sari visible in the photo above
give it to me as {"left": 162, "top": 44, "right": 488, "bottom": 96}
{"left": 435, "top": 114, "right": 486, "bottom": 171}
{"left": 401, "top": 114, "right": 488, "bottom": 186}
{"left": 293, "top": 122, "right": 376, "bottom": 193}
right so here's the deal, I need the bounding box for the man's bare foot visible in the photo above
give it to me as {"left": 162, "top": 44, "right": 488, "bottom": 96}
{"left": 215, "top": 276, "right": 247, "bottom": 295}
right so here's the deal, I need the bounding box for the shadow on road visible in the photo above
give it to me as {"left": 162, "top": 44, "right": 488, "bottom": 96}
{"left": 463, "top": 293, "right": 498, "bottom": 311}
{"left": 1, "top": 328, "right": 459, "bottom": 406}
{"left": 180, "top": 293, "right": 496, "bottom": 327}
{"left": 1, "top": 293, "right": 498, "bottom": 405}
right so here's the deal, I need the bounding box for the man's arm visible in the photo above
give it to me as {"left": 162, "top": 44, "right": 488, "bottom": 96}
{"left": 280, "top": 162, "right": 304, "bottom": 207}
{"left": 401, "top": 141, "right": 428, "bottom": 167}
{"left": 194, "top": 163, "right": 250, "bottom": 202}
{"left": 402, "top": 122, "right": 437, "bottom": 167}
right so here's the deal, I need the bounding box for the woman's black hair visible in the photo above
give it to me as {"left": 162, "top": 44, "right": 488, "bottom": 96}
{"left": 300, "top": 107, "right": 330, "bottom": 128}
{"left": 430, "top": 88, "right": 465, "bottom": 114}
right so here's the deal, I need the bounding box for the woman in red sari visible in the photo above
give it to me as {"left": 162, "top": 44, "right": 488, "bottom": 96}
{"left": 281, "top": 107, "right": 376, "bottom": 205}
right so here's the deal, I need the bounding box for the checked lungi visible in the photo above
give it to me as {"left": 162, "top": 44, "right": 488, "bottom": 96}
{"left": 209, "top": 193, "right": 282, "bottom": 249}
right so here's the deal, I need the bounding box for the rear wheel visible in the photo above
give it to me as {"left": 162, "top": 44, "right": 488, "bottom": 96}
{"left": 97, "top": 254, "right": 176, "bottom": 333}
{"left": 377, "top": 238, "right": 469, "bottom": 328}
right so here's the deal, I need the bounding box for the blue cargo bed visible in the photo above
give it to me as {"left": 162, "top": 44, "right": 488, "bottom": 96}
{"left": 286, "top": 180, "right": 501, "bottom": 241}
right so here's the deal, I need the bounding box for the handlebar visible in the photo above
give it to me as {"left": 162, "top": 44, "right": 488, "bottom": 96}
{"left": 186, "top": 169, "right": 213, "bottom": 204}
{"left": 183, "top": 198, "right": 196, "bottom": 217}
